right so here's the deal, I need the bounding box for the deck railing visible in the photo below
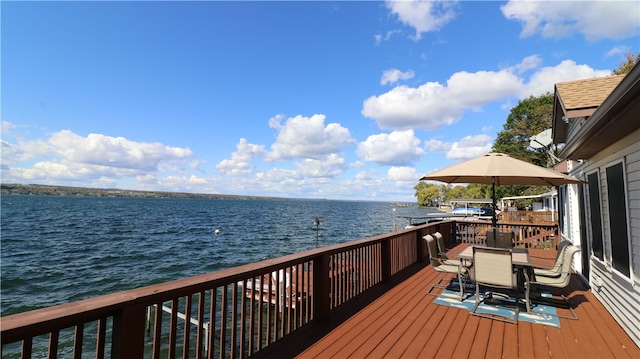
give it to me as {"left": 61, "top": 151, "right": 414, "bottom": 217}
{"left": 1, "top": 220, "right": 556, "bottom": 358}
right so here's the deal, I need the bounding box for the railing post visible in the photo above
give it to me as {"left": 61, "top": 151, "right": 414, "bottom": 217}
{"left": 381, "top": 238, "right": 391, "bottom": 283}
{"left": 313, "top": 254, "right": 331, "bottom": 323}
{"left": 111, "top": 303, "right": 146, "bottom": 359}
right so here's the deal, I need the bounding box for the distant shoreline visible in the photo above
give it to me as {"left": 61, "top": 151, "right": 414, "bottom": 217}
{"left": 0, "top": 183, "right": 418, "bottom": 205}
{"left": 0, "top": 183, "right": 281, "bottom": 201}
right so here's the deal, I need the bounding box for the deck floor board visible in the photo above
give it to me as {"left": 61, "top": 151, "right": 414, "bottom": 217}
{"left": 294, "top": 244, "right": 640, "bottom": 359}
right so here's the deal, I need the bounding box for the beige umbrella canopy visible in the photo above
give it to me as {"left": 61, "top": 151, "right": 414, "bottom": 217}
{"left": 420, "top": 152, "right": 582, "bottom": 228}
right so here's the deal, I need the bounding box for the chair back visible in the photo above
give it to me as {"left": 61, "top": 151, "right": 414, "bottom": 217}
{"left": 433, "top": 232, "right": 448, "bottom": 259}
{"left": 473, "top": 247, "right": 514, "bottom": 288}
{"left": 554, "top": 240, "right": 571, "bottom": 264}
{"left": 486, "top": 230, "right": 514, "bottom": 248}
{"left": 423, "top": 235, "right": 440, "bottom": 268}
{"left": 535, "top": 246, "right": 580, "bottom": 288}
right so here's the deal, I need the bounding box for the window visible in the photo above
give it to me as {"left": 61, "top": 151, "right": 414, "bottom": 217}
{"left": 605, "top": 162, "right": 630, "bottom": 277}
{"left": 587, "top": 172, "right": 603, "bottom": 260}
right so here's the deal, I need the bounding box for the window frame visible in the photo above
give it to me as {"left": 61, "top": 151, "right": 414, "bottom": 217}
{"left": 604, "top": 159, "right": 632, "bottom": 279}
{"left": 585, "top": 170, "right": 604, "bottom": 262}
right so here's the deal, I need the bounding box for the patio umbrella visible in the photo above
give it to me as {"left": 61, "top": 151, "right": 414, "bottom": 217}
{"left": 419, "top": 153, "right": 582, "bottom": 236}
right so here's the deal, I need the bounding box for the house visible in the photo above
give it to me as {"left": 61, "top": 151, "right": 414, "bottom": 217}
{"left": 552, "top": 63, "right": 640, "bottom": 346}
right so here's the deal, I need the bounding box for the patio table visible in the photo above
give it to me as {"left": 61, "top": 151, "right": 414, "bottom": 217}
{"left": 457, "top": 246, "right": 530, "bottom": 266}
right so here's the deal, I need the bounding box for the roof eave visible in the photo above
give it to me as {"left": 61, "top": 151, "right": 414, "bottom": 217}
{"left": 558, "top": 63, "right": 640, "bottom": 160}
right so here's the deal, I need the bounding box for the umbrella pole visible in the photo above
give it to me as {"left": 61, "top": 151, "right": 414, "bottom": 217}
{"left": 492, "top": 178, "right": 498, "bottom": 246}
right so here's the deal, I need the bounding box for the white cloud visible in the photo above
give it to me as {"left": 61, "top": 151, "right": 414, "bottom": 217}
{"left": 355, "top": 170, "right": 375, "bottom": 181}
{"left": 524, "top": 59, "right": 611, "bottom": 96}
{"left": 446, "top": 134, "right": 493, "bottom": 160}
{"left": 606, "top": 46, "right": 631, "bottom": 59}
{"left": 386, "top": 0, "right": 459, "bottom": 40}
{"left": 256, "top": 168, "right": 303, "bottom": 184}
{"left": 216, "top": 138, "right": 265, "bottom": 176}
{"left": 296, "top": 153, "right": 346, "bottom": 179}
{"left": 424, "top": 134, "right": 493, "bottom": 162}
{"left": 46, "top": 130, "right": 193, "bottom": 171}
{"left": 387, "top": 166, "right": 418, "bottom": 181}
{"left": 502, "top": 0, "right": 640, "bottom": 41}
{"left": 266, "top": 114, "right": 355, "bottom": 161}
{"left": 363, "top": 57, "right": 613, "bottom": 130}
{"left": 362, "top": 69, "right": 522, "bottom": 130}
{"left": 424, "top": 138, "right": 452, "bottom": 153}
{"left": 507, "top": 54, "right": 543, "bottom": 74}
{"left": 2, "top": 129, "right": 198, "bottom": 187}
{"left": 357, "top": 130, "right": 425, "bottom": 166}
{"left": 381, "top": 68, "right": 415, "bottom": 85}
{"left": 1, "top": 121, "right": 16, "bottom": 134}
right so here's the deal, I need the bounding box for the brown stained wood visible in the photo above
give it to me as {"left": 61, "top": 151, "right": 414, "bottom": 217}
{"left": 564, "top": 310, "right": 602, "bottom": 358}
{"left": 468, "top": 319, "right": 491, "bottom": 358}
{"left": 485, "top": 320, "right": 505, "bottom": 359}
{"left": 502, "top": 318, "right": 519, "bottom": 358}
{"left": 402, "top": 305, "right": 448, "bottom": 358}
{"left": 544, "top": 327, "right": 569, "bottom": 359}
{"left": 183, "top": 295, "right": 192, "bottom": 359}
{"left": 578, "top": 297, "right": 630, "bottom": 358}
{"left": 531, "top": 323, "right": 551, "bottom": 359}
{"left": 48, "top": 330, "right": 59, "bottom": 359}
{"left": 416, "top": 306, "right": 459, "bottom": 358}
{"left": 434, "top": 308, "right": 470, "bottom": 358}
{"left": 196, "top": 292, "right": 206, "bottom": 359}
{"left": 516, "top": 322, "right": 535, "bottom": 358}
{"left": 451, "top": 313, "right": 480, "bottom": 358}
{"left": 372, "top": 272, "right": 442, "bottom": 357}
{"left": 295, "top": 244, "right": 640, "bottom": 359}
{"left": 73, "top": 323, "right": 84, "bottom": 358}
{"left": 169, "top": 298, "right": 178, "bottom": 359}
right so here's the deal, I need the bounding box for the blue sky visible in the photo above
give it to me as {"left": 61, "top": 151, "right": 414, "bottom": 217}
{"left": 2, "top": 1, "right": 639, "bottom": 201}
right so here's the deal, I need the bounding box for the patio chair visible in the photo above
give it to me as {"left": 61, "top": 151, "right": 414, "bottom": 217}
{"left": 533, "top": 240, "right": 571, "bottom": 277}
{"left": 425, "top": 235, "right": 468, "bottom": 301}
{"left": 525, "top": 245, "right": 580, "bottom": 320}
{"left": 485, "top": 230, "right": 514, "bottom": 248}
{"left": 433, "top": 232, "right": 462, "bottom": 265}
{"left": 471, "top": 246, "right": 520, "bottom": 324}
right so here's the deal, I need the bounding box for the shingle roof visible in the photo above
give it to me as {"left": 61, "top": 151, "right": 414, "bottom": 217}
{"left": 555, "top": 75, "right": 625, "bottom": 110}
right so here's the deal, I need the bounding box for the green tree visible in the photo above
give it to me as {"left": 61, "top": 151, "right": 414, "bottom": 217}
{"left": 493, "top": 93, "right": 554, "bottom": 167}
{"left": 445, "top": 185, "right": 466, "bottom": 203}
{"left": 414, "top": 182, "right": 440, "bottom": 206}
{"left": 613, "top": 52, "right": 639, "bottom": 75}
{"left": 464, "top": 183, "right": 490, "bottom": 199}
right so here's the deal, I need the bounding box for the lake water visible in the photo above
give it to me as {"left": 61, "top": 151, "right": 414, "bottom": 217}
{"left": 1, "top": 194, "right": 438, "bottom": 317}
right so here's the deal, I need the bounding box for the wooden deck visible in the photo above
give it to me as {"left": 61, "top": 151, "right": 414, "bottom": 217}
{"left": 290, "top": 244, "right": 640, "bottom": 358}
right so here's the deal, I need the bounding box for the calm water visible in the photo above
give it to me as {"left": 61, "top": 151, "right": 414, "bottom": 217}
{"left": 1, "top": 194, "right": 437, "bottom": 317}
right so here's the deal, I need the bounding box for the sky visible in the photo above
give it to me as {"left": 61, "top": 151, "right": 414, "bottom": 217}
{"left": 2, "top": 1, "right": 639, "bottom": 202}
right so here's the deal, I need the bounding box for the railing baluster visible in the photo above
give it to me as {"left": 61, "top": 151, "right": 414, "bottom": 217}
{"left": 196, "top": 291, "right": 206, "bottom": 359}
{"left": 239, "top": 279, "right": 247, "bottom": 358}
{"left": 257, "top": 276, "right": 263, "bottom": 351}
{"left": 183, "top": 294, "right": 192, "bottom": 359}
{"left": 22, "top": 337, "right": 33, "bottom": 358}
{"left": 207, "top": 289, "right": 216, "bottom": 359}
{"left": 47, "top": 329, "right": 59, "bottom": 359}
{"left": 169, "top": 298, "right": 178, "bottom": 359}
{"left": 153, "top": 302, "right": 163, "bottom": 359}
{"left": 73, "top": 323, "right": 83, "bottom": 358}
{"left": 230, "top": 282, "right": 238, "bottom": 359}
{"left": 220, "top": 285, "right": 228, "bottom": 359}
{"left": 96, "top": 318, "right": 106, "bottom": 359}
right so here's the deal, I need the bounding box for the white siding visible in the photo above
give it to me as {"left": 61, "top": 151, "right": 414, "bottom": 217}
{"left": 570, "top": 128, "right": 640, "bottom": 347}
